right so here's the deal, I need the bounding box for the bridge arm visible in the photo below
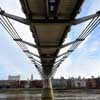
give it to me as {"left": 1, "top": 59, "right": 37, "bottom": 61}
{"left": 0, "top": 8, "right": 100, "bottom": 25}
{"left": 0, "top": 8, "right": 30, "bottom": 25}
{"left": 28, "top": 56, "right": 41, "bottom": 64}
{"left": 60, "top": 40, "right": 77, "bottom": 48}
{"left": 23, "top": 50, "right": 40, "bottom": 58}
{"left": 14, "top": 39, "right": 37, "bottom": 48}
{"left": 32, "top": 61, "right": 44, "bottom": 77}
{"left": 73, "top": 11, "right": 100, "bottom": 25}
{"left": 14, "top": 38, "right": 85, "bottom": 49}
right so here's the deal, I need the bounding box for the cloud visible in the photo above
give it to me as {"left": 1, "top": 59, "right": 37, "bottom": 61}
{"left": 0, "top": 0, "right": 100, "bottom": 79}
{"left": 54, "top": 57, "right": 72, "bottom": 78}
{"left": 89, "top": 41, "right": 100, "bottom": 52}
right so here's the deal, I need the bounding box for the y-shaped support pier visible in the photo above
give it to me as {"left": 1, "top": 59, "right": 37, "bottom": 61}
{"left": 42, "top": 78, "right": 54, "bottom": 100}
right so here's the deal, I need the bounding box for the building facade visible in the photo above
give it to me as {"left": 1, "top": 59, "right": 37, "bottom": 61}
{"left": 86, "top": 78, "right": 100, "bottom": 89}
{"left": 8, "top": 75, "right": 20, "bottom": 81}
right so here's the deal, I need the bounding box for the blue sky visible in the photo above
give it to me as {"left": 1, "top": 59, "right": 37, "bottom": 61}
{"left": 0, "top": 0, "right": 100, "bottom": 80}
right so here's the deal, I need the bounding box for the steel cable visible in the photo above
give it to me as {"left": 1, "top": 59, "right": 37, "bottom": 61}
{"left": 0, "top": 16, "right": 43, "bottom": 75}
{"left": 51, "top": 16, "right": 100, "bottom": 75}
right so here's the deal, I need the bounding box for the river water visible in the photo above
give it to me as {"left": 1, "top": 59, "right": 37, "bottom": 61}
{"left": 0, "top": 90, "right": 100, "bottom": 100}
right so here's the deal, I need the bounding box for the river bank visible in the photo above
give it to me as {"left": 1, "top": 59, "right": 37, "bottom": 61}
{"left": 0, "top": 89, "right": 100, "bottom": 100}
{"left": 0, "top": 88, "right": 100, "bottom": 94}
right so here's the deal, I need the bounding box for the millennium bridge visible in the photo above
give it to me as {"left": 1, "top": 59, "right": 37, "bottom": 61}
{"left": 0, "top": 0, "right": 100, "bottom": 99}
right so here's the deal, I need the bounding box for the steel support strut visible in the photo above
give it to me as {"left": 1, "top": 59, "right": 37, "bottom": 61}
{"left": 42, "top": 78, "right": 54, "bottom": 100}
{"left": 0, "top": 8, "right": 30, "bottom": 25}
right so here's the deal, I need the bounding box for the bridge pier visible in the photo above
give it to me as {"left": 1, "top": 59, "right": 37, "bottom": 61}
{"left": 41, "top": 78, "right": 54, "bottom": 100}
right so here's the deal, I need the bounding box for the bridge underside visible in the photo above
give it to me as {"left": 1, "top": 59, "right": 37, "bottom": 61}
{"left": 20, "top": 0, "right": 84, "bottom": 78}
{"left": 1, "top": 0, "right": 100, "bottom": 100}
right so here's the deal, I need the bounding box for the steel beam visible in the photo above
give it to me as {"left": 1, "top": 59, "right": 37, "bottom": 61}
{"left": 0, "top": 8, "right": 30, "bottom": 25}
{"left": 23, "top": 50, "right": 40, "bottom": 58}
{"left": 0, "top": 8, "right": 99, "bottom": 25}
{"left": 55, "top": 58, "right": 64, "bottom": 65}
{"left": 28, "top": 56, "right": 41, "bottom": 64}
{"left": 24, "top": 50, "right": 54, "bottom": 60}
{"left": 57, "top": 52, "right": 67, "bottom": 58}
{"left": 14, "top": 39, "right": 37, "bottom": 48}
{"left": 30, "top": 12, "right": 100, "bottom": 24}
{"left": 32, "top": 61, "right": 43, "bottom": 77}
{"left": 14, "top": 39, "right": 79, "bottom": 48}
{"left": 31, "top": 19, "right": 71, "bottom": 24}
{"left": 60, "top": 40, "right": 76, "bottom": 48}
{"left": 73, "top": 11, "right": 100, "bottom": 25}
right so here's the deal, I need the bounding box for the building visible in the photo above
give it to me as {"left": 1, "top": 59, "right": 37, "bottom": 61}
{"left": 74, "top": 77, "right": 86, "bottom": 88}
{"left": 52, "top": 79, "right": 61, "bottom": 89}
{"left": 19, "top": 80, "right": 28, "bottom": 88}
{"left": 52, "top": 77, "right": 67, "bottom": 89}
{"left": 86, "top": 77, "right": 100, "bottom": 89}
{"left": 8, "top": 75, "right": 20, "bottom": 81}
{"left": 67, "top": 77, "right": 86, "bottom": 89}
{"left": 0, "top": 80, "right": 10, "bottom": 88}
{"left": 67, "top": 77, "right": 75, "bottom": 89}
{"left": 31, "top": 74, "right": 33, "bottom": 80}
{"left": 0, "top": 76, "right": 100, "bottom": 89}
{"left": 60, "top": 77, "right": 67, "bottom": 89}
{"left": 30, "top": 80, "right": 43, "bottom": 88}
{"left": 96, "top": 78, "right": 100, "bottom": 88}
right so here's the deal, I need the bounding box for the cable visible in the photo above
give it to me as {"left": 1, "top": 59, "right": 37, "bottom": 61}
{"left": 1, "top": 16, "right": 20, "bottom": 38}
{"left": 51, "top": 16, "right": 100, "bottom": 75}
{"left": 0, "top": 15, "right": 43, "bottom": 75}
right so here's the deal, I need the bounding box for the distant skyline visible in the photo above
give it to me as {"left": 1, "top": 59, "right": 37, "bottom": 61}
{"left": 0, "top": 0, "right": 100, "bottom": 80}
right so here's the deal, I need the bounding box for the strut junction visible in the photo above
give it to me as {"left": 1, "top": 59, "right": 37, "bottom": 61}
{"left": 0, "top": 0, "right": 100, "bottom": 100}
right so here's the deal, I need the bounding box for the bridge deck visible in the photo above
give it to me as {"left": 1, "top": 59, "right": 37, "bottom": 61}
{"left": 20, "top": 0, "right": 84, "bottom": 76}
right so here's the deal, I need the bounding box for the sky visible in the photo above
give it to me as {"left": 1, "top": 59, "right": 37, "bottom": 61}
{"left": 0, "top": 0, "right": 100, "bottom": 80}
